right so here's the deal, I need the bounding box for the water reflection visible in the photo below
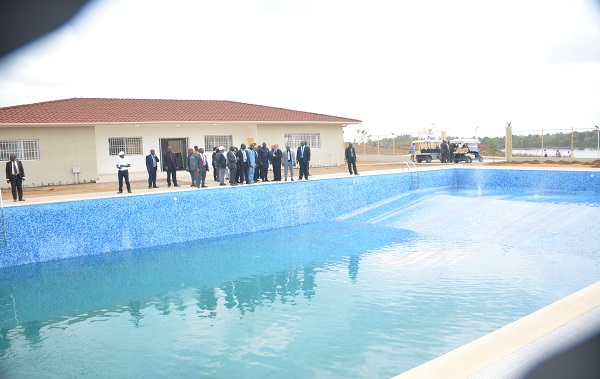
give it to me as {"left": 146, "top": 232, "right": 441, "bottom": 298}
{"left": 0, "top": 219, "right": 414, "bottom": 345}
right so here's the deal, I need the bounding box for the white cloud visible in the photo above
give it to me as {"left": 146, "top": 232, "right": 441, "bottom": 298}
{"left": 0, "top": 0, "right": 599, "bottom": 138}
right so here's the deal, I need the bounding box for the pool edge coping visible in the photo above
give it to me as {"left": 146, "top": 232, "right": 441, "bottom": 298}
{"left": 392, "top": 280, "right": 600, "bottom": 379}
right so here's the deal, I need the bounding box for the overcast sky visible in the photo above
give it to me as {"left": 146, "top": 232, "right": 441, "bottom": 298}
{"left": 1, "top": 0, "right": 599, "bottom": 138}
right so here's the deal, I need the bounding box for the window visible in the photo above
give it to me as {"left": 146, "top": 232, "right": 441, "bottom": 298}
{"left": 284, "top": 133, "right": 320, "bottom": 149}
{"left": 108, "top": 137, "right": 143, "bottom": 155}
{"left": 204, "top": 135, "right": 233, "bottom": 150}
{"left": 0, "top": 140, "right": 40, "bottom": 161}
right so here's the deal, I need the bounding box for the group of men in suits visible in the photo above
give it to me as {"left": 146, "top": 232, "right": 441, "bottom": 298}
{"left": 210, "top": 141, "right": 312, "bottom": 186}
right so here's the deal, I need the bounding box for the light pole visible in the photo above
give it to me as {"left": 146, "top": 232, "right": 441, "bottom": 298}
{"left": 595, "top": 126, "right": 599, "bottom": 158}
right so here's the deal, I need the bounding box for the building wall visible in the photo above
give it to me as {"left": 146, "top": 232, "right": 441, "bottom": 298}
{"left": 94, "top": 122, "right": 346, "bottom": 179}
{"left": 94, "top": 123, "right": 259, "bottom": 177}
{"left": 1, "top": 126, "right": 97, "bottom": 188}
{"left": 256, "top": 123, "right": 346, "bottom": 166}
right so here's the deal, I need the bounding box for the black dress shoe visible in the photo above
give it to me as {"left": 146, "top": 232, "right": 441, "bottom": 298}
{"left": 174, "top": 184, "right": 180, "bottom": 187}
{"left": 153, "top": 186, "right": 159, "bottom": 188}
{"left": 127, "top": 190, "right": 132, "bottom": 193}
{"left": 117, "top": 191, "right": 123, "bottom": 194}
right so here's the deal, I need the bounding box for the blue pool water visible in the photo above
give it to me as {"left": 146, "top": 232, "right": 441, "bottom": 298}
{"left": 1, "top": 176, "right": 600, "bottom": 378}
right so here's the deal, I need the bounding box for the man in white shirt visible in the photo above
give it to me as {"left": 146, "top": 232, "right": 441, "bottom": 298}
{"left": 116, "top": 151, "right": 132, "bottom": 193}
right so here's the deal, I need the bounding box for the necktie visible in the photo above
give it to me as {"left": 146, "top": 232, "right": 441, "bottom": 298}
{"left": 301, "top": 146, "right": 304, "bottom": 157}
{"left": 13, "top": 161, "right": 17, "bottom": 175}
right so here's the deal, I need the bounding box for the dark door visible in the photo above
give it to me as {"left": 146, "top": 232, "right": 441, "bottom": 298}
{"left": 159, "top": 138, "right": 188, "bottom": 171}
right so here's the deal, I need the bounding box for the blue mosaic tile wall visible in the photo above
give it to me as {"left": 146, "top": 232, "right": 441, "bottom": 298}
{"left": 1, "top": 168, "right": 597, "bottom": 268}
{"left": 454, "top": 168, "right": 600, "bottom": 195}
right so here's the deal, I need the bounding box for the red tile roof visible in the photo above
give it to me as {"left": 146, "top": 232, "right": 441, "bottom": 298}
{"left": 0, "top": 98, "right": 361, "bottom": 124}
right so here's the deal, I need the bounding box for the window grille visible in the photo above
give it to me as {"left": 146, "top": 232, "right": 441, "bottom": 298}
{"left": 0, "top": 140, "right": 40, "bottom": 161}
{"left": 204, "top": 135, "right": 233, "bottom": 150}
{"left": 108, "top": 137, "right": 143, "bottom": 155}
{"left": 284, "top": 133, "right": 320, "bottom": 149}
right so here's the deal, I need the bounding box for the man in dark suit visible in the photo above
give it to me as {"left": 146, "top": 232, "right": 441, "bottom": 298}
{"left": 5, "top": 154, "right": 25, "bottom": 202}
{"left": 162, "top": 146, "right": 179, "bottom": 187}
{"left": 145, "top": 149, "right": 160, "bottom": 189}
{"left": 270, "top": 144, "right": 283, "bottom": 181}
{"left": 236, "top": 144, "right": 250, "bottom": 184}
{"left": 345, "top": 143, "right": 359, "bottom": 175}
{"left": 296, "top": 141, "right": 311, "bottom": 180}
{"left": 258, "top": 142, "right": 270, "bottom": 182}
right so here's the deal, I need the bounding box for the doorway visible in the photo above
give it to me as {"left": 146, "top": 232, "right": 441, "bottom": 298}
{"left": 159, "top": 138, "right": 188, "bottom": 171}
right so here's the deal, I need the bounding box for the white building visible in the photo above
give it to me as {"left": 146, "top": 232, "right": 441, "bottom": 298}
{"left": 0, "top": 98, "right": 361, "bottom": 187}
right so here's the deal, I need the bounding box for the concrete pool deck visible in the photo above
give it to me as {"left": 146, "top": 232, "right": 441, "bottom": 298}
{"left": 2, "top": 162, "right": 600, "bottom": 378}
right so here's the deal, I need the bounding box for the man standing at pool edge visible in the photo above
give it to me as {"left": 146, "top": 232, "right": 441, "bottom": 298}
{"left": 145, "top": 148, "right": 159, "bottom": 189}
{"left": 297, "top": 140, "right": 310, "bottom": 180}
{"left": 345, "top": 143, "right": 359, "bottom": 175}
{"left": 116, "top": 151, "right": 131, "bottom": 194}
{"left": 5, "top": 153, "right": 25, "bottom": 202}
{"left": 163, "top": 146, "right": 179, "bottom": 187}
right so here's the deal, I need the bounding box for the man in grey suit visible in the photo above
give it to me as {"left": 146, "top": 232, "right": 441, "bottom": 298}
{"left": 227, "top": 146, "right": 238, "bottom": 186}
{"left": 186, "top": 148, "right": 201, "bottom": 188}
{"left": 282, "top": 145, "right": 296, "bottom": 181}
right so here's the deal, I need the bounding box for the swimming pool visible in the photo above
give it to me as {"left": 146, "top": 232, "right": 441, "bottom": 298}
{"left": 1, "top": 168, "right": 599, "bottom": 378}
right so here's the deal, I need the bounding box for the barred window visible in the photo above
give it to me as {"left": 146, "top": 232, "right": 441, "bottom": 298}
{"left": 0, "top": 140, "right": 40, "bottom": 161}
{"left": 204, "top": 135, "right": 233, "bottom": 150}
{"left": 284, "top": 133, "right": 320, "bottom": 149}
{"left": 108, "top": 137, "right": 143, "bottom": 155}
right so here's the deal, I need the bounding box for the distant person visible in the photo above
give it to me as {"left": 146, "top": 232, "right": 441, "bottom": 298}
{"left": 145, "top": 148, "right": 160, "bottom": 189}
{"left": 440, "top": 140, "right": 449, "bottom": 163}
{"left": 297, "top": 141, "right": 311, "bottom": 180}
{"left": 215, "top": 146, "right": 227, "bottom": 185}
{"left": 116, "top": 151, "right": 131, "bottom": 194}
{"left": 410, "top": 143, "right": 416, "bottom": 162}
{"left": 198, "top": 147, "right": 209, "bottom": 188}
{"left": 186, "top": 148, "right": 201, "bottom": 188}
{"left": 345, "top": 143, "right": 359, "bottom": 175}
{"left": 270, "top": 143, "right": 283, "bottom": 181}
{"left": 5, "top": 153, "right": 25, "bottom": 202}
{"left": 556, "top": 149, "right": 561, "bottom": 157}
{"left": 163, "top": 146, "right": 179, "bottom": 187}
{"left": 543, "top": 149, "right": 547, "bottom": 157}
{"left": 567, "top": 150, "right": 571, "bottom": 158}
{"left": 253, "top": 144, "right": 261, "bottom": 182}
{"left": 247, "top": 144, "right": 257, "bottom": 184}
{"left": 282, "top": 144, "right": 296, "bottom": 181}
{"left": 212, "top": 147, "right": 219, "bottom": 181}
{"left": 227, "top": 146, "right": 238, "bottom": 186}
{"left": 258, "top": 142, "right": 270, "bottom": 181}
{"left": 237, "top": 143, "right": 250, "bottom": 184}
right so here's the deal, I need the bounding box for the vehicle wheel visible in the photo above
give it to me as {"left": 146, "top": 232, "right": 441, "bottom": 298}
{"left": 478, "top": 156, "right": 483, "bottom": 162}
{"left": 417, "top": 158, "right": 422, "bottom": 163}
{"left": 466, "top": 156, "right": 472, "bottom": 163}
{"left": 454, "top": 159, "right": 458, "bottom": 163}
{"left": 425, "top": 156, "right": 432, "bottom": 163}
